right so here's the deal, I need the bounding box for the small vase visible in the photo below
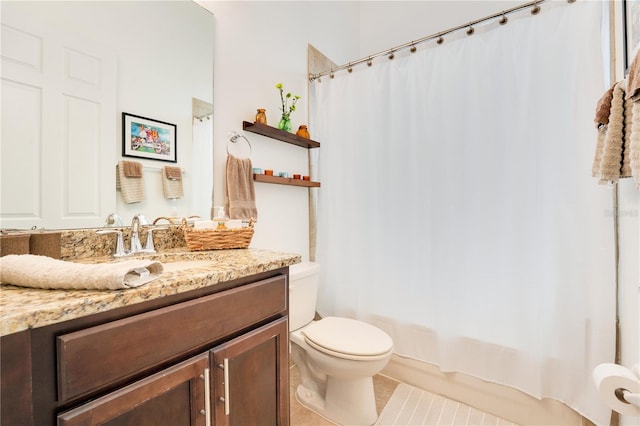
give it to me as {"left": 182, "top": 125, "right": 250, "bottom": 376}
{"left": 277, "top": 115, "right": 292, "bottom": 132}
{"left": 255, "top": 108, "right": 267, "bottom": 124}
{"left": 296, "top": 125, "right": 310, "bottom": 139}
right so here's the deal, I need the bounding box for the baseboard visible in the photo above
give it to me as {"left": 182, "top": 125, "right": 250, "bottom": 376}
{"left": 381, "top": 354, "right": 588, "bottom": 426}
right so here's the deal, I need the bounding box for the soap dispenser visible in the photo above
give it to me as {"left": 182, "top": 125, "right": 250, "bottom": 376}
{"left": 213, "top": 206, "right": 227, "bottom": 229}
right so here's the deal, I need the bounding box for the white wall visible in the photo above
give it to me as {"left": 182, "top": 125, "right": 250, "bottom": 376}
{"left": 618, "top": 181, "right": 640, "bottom": 426}
{"left": 610, "top": 3, "right": 640, "bottom": 425}
{"left": 201, "top": 1, "right": 360, "bottom": 260}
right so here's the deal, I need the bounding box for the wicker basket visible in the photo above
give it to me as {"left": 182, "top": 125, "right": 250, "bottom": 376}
{"left": 181, "top": 218, "right": 255, "bottom": 251}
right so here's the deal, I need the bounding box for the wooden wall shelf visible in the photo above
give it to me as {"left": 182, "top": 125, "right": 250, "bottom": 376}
{"left": 242, "top": 121, "right": 320, "bottom": 149}
{"left": 254, "top": 174, "right": 320, "bottom": 188}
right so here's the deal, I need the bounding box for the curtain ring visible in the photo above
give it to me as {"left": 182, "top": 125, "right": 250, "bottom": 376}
{"left": 347, "top": 63, "right": 353, "bottom": 73}
{"left": 436, "top": 35, "right": 444, "bottom": 45}
{"left": 388, "top": 50, "right": 395, "bottom": 60}
{"left": 499, "top": 13, "right": 508, "bottom": 25}
{"left": 466, "top": 25, "right": 475, "bottom": 36}
{"left": 409, "top": 43, "right": 417, "bottom": 53}
{"left": 367, "top": 57, "right": 373, "bottom": 67}
{"left": 330, "top": 69, "right": 335, "bottom": 79}
{"left": 531, "top": 2, "right": 541, "bottom": 15}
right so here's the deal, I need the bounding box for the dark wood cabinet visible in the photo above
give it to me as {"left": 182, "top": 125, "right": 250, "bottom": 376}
{"left": 0, "top": 268, "right": 290, "bottom": 426}
{"left": 211, "top": 317, "right": 289, "bottom": 426}
{"left": 57, "top": 353, "right": 210, "bottom": 426}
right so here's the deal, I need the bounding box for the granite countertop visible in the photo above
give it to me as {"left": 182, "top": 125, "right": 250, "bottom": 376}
{"left": 0, "top": 248, "right": 301, "bottom": 336}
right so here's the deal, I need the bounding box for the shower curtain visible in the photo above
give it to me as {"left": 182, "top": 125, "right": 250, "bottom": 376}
{"left": 191, "top": 115, "right": 213, "bottom": 219}
{"left": 310, "top": 2, "right": 614, "bottom": 424}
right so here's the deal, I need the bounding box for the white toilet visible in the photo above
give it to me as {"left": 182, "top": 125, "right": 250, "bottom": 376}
{"left": 289, "top": 262, "right": 393, "bottom": 426}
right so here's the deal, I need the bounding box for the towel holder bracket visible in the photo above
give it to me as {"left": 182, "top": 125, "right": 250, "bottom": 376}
{"left": 227, "top": 131, "right": 252, "bottom": 158}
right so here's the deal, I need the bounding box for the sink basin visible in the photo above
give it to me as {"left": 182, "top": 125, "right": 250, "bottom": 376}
{"left": 70, "top": 248, "right": 226, "bottom": 271}
{"left": 160, "top": 259, "right": 214, "bottom": 273}
{"left": 125, "top": 249, "right": 230, "bottom": 264}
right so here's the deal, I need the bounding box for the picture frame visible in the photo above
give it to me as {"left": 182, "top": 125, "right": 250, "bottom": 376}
{"left": 122, "top": 112, "right": 177, "bottom": 163}
{"left": 623, "top": 0, "right": 640, "bottom": 72}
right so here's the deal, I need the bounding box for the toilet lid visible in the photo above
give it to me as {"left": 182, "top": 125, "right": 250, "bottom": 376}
{"left": 301, "top": 317, "right": 393, "bottom": 357}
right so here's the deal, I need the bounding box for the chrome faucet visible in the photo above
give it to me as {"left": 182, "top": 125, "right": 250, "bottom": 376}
{"left": 129, "top": 215, "right": 143, "bottom": 254}
{"left": 96, "top": 229, "right": 127, "bottom": 257}
{"left": 97, "top": 214, "right": 155, "bottom": 257}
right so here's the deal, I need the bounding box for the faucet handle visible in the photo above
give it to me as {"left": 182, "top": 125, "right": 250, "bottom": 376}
{"left": 104, "top": 212, "right": 123, "bottom": 227}
{"left": 143, "top": 229, "right": 156, "bottom": 253}
{"left": 96, "top": 230, "right": 127, "bottom": 257}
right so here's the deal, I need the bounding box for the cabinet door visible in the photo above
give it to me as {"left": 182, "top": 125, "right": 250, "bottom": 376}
{"left": 58, "top": 353, "right": 210, "bottom": 426}
{"left": 211, "top": 317, "right": 289, "bottom": 426}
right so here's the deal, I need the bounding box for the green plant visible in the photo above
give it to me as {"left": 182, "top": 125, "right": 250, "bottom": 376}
{"left": 276, "top": 83, "right": 301, "bottom": 119}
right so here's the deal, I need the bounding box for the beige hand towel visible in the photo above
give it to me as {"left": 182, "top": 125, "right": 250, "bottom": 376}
{"left": 594, "top": 80, "right": 640, "bottom": 186}
{"left": 594, "top": 83, "right": 615, "bottom": 125}
{"left": 162, "top": 166, "right": 184, "bottom": 199}
{"left": 0, "top": 254, "right": 163, "bottom": 290}
{"left": 165, "top": 166, "right": 182, "bottom": 180}
{"left": 224, "top": 154, "right": 258, "bottom": 221}
{"left": 622, "top": 94, "right": 633, "bottom": 178}
{"left": 626, "top": 48, "right": 640, "bottom": 102}
{"left": 631, "top": 101, "right": 640, "bottom": 189}
{"left": 122, "top": 160, "right": 143, "bottom": 177}
{"left": 116, "top": 160, "right": 145, "bottom": 203}
{"left": 597, "top": 82, "right": 625, "bottom": 183}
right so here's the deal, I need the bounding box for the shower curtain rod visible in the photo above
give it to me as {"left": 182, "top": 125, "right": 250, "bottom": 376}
{"left": 309, "top": 0, "right": 575, "bottom": 81}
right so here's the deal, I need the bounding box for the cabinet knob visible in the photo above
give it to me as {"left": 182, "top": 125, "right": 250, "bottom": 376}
{"left": 200, "top": 409, "right": 206, "bottom": 416}
{"left": 218, "top": 396, "right": 225, "bottom": 403}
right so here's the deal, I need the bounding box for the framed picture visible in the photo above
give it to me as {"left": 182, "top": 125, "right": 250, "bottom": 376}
{"left": 624, "top": 0, "right": 640, "bottom": 72}
{"left": 122, "top": 112, "right": 177, "bottom": 163}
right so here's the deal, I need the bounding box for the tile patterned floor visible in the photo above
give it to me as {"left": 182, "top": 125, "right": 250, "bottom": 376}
{"left": 290, "top": 365, "right": 519, "bottom": 426}
{"left": 375, "top": 383, "right": 519, "bottom": 426}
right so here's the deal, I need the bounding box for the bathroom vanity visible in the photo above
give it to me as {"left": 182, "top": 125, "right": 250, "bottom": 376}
{"left": 0, "top": 248, "right": 300, "bottom": 426}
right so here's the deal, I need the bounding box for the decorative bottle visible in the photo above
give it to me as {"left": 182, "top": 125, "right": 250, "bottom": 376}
{"left": 296, "top": 125, "right": 310, "bottom": 139}
{"left": 255, "top": 109, "right": 267, "bottom": 124}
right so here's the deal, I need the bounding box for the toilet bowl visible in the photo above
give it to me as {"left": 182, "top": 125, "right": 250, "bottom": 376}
{"left": 289, "top": 263, "right": 393, "bottom": 426}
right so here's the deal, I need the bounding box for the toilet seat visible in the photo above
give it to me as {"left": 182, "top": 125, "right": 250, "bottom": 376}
{"left": 301, "top": 317, "right": 393, "bottom": 361}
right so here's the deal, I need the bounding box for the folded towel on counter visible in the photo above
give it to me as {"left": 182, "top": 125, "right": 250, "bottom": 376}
{"left": 162, "top": 166, "right": 184, "bottom": 199}
{"left": 224, "top": 154, "right": 258, "bottom": 221}
{"left": 0, "top": 254, "right": 163, "bottom": 290}
{"left": 116, "top": 160, "right": 145, "bottom": 203}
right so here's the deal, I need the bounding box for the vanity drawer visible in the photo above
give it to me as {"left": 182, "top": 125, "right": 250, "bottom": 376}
{"left": 57, "top": 275, "right": 287, "bottom": 403}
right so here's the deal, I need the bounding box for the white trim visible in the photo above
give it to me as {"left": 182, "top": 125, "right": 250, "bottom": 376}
{"left": 381, "top": 354, "right": 585, "bottom": 426}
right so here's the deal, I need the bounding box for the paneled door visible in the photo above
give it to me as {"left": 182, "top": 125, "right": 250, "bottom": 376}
{"left": 58, "top": 353, "right": 210, "bottom": 426}
{"left": 1, "top": 3, "right": 117, "bottom": 229}
{"left": 211, "top": 318, "right": 290, "bottom": 426}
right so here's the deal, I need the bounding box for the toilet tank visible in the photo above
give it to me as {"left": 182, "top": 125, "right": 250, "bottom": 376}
{"left": 289, "top": 262, "right": 319, "bottom": 331}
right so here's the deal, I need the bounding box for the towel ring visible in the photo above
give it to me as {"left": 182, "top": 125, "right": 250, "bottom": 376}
{"left": 226, "top": 131, "right": 252, "bottom": 158}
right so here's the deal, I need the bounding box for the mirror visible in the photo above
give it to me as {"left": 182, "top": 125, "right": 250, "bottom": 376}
{"left": 0, "top": 0, "right": 214, "bottom": 230}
